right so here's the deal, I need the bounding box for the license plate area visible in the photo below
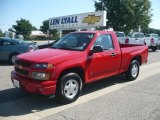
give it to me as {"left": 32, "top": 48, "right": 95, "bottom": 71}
{"left": 13, "top": 79, "right": 20, "bottom": 88}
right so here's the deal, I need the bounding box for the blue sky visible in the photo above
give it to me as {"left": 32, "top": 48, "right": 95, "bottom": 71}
{"left": 0, "top": 0, "right": 159, "bottom": 32}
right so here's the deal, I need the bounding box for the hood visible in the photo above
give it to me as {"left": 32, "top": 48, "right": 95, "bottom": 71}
{"left": 18, "top": 48, "right": 83, "bottom": 63}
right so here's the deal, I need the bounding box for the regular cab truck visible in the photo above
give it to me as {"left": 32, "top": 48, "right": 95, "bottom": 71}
{"left": 11, "top": 31, "right": 148, "bottom": 104}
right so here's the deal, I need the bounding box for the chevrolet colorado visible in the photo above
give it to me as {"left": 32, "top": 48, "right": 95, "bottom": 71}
{"left": 11, "top": 31, "right": 148, "bottom": 104}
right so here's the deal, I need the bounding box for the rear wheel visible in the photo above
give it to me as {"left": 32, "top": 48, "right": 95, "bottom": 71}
{"left": 152, "top": 47, "right": 157, "bottom": 51}
{"left": 126, "top": 60, "right": 139, "bottom": 81}
{"left": 56, "top": 73, "right": 82, "bottom": 104}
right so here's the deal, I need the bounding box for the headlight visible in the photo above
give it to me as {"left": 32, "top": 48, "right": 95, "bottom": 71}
{"left": 31, "top": 72, "right": 50, "bottom": 80}
{"left": 32, "top": 63, "right": 54, "bottom": 69}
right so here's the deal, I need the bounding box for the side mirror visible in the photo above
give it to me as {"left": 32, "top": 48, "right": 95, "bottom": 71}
{"left": 91, "top": 45, "right": 103, "bottom": 53}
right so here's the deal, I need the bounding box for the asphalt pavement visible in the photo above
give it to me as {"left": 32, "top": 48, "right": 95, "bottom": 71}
{"left": 0, "top": 50, "right": 160, "bottom": 120}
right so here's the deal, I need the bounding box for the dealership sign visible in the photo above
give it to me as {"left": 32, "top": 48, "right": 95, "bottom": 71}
{"left": 49, "top": 11, "right": 107, "bottom": 30}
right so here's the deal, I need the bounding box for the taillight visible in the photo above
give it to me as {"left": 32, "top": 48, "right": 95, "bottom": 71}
{"left": 125, "top": 38, "right": 129, "bottom": 44}
{"left": 151, "top": 38, "right": 154, "bottom": 43}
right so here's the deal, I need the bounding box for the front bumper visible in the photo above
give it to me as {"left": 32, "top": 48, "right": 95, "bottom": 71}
{"left": 11, "top": 71, "right": 57, "bottom": 96}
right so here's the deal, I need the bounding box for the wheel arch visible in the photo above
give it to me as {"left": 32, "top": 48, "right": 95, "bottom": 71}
{"left": 9, "top": 52, "right": 19, "bottom": 60}
{"left": 130, "top": 55, "right": 142, "bottom": 66}
{"left": 58, "top": 66, "right": 85, "bottom": 84}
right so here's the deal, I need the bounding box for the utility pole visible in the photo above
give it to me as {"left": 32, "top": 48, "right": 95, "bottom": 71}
{"left": 102, "top": 0, "right": 103, "bottom": 11}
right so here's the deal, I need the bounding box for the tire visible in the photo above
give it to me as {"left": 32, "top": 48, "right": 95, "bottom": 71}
{"left": 56, "top": 73, "right": 82, "bottom": 104}
{"left": 126, "top": 60, "right": 139, "bottom": 81}
{"left": 9, "top": 54, "right": 18, "bottom": 64}
{"left": 152, "top": 47, "right": 157, "bottom": 51}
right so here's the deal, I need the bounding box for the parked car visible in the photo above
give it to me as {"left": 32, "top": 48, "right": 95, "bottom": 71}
{"left": 125, "top": 32, "right": 145, "bottom": 45}
{"left": 145, "top": 33, "right": 159, "bottom": 51}
{"left": 38, "top": 41, "right": 56, "bottom": 49}
{"left": 115, "top": 31, "right": 126, "bottom": 44}
{"left": 0, "top": 37, "right": 38, "bottom": 64}
{"left": 11, "top": 31, "right": 148, "bottom": 104}
{"left": 157, "top": 36, "right": 160, "bottom": 49}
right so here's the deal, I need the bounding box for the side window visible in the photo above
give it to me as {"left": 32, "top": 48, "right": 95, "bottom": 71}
{"left": 3, "top": 41, "right": 14, "bottom": 46}
{"left": 139, "top": 34, "right": 144, "bottom": 38}
{"left": 94, "top": 34, "right": 114, "bottom": 50}
{"left": 0, "top": 40, "right": 4, "bottom": 46}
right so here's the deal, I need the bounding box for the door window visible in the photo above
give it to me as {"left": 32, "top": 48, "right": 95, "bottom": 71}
{"left": 0, "top": 40, "right": 3, "bottom": 46}
{"left": 94, "top": 34, "right": 114, "bottom": 50}
{"left": 139, "top": 33, "right": 144, "bottom": 38}
{"left": 3, "top": 41, "right": 14, "bottom": 46}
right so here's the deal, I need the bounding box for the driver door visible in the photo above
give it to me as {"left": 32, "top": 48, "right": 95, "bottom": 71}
{"left": 86, "top": 34, "right": 121, "bottom": 82}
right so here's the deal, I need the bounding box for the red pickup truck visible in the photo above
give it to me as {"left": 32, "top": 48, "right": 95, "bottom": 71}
{"left": 11, "top": 31, "right": 148, "bottom": 104}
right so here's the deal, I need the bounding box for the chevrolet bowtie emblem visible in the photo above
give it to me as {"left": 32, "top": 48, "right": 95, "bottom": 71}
{"left": 83, "top": 14, "right": 101, "bottom": 24}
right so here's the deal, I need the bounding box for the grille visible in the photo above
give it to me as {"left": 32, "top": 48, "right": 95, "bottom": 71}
{"left": 15, "top": 67, "right": 29, "bottom": 76}
{"left": 15, "top": 59, "right": 33, "bottom": 67}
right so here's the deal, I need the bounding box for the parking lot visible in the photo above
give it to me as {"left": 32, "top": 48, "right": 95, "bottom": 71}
{"left": 0, "top": 50, "right": 160, "bottom": 120}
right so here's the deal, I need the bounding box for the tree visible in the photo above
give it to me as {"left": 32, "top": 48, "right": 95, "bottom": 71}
{"left": 142, "top": 27, "right": 160, "bottom": 35}
{"left": 0, "top": 29, "right": 3, "bottom": 37}
{"left": 8, "top": 28, "right": 15, "bottom": 32}
{"left": 40, "top": 20, "right": 59, "bottom": 40}
{"left": 32, "top": 26, "right": 37, "bottom": 30}
{"left": 95, "top": 0, "right": 152, "bottom": 34}
{"left": 40, "top": 20, "right": 49, "bottom": 34}
{"left": 12, "top": 18, "right": 32, "bottom": 39}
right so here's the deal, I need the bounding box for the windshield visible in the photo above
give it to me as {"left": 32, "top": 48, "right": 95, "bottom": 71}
{"left": 51, "top": 33, "right": 95, "bottom": 51}
{"left": 154, "top": 34, "right": 159, "bottom": 38}
{"left": 128, "top": 33, "right": 134, "bottom": 37}
{"left": 116, "top": 32, "right": 124, "bottom": 37}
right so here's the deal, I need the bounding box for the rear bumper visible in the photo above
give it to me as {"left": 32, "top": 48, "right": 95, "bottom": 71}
{"left": 11, "top": 70, "right": 57, "bottom": 96}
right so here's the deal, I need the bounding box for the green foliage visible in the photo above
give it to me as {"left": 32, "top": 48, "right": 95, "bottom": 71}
{"left": 142, "top": 28, "right": 160, "bottom": 35}
{"left": 40, "top": 20, "right": 49, "bottom": 34}
{"left": 95, "top": 0, "right": 152, "bottom": 34}
{"left": 8, "top": 28, "right": 15, "bottom": 32}
{"left": 12, "top": 18, "right": 32, "bottom": 39}
{"left": 0, "top": 29, "right": 3, "bottom": 37}
{"left": 40, "top": 20, "right": 59, "bottom": 40}
{"left": 50, "top": 29, "right": 60, "bottom": 40}
{"left": 32, "top": 26, "right": 37, "bottom": 30}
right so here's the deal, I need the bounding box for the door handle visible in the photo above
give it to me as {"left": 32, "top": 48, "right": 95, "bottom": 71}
{"left": 110, "top": 53, "right": 116, "bottom": 57}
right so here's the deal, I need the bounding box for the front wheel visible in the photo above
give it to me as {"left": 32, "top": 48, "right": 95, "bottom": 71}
{"left": 126, "top": 60, "right": 139, "bottom": 81}
{"left": 9, "top": 54, "right": 17, "bottom": 64}
{"left": 56, "top": 73, "right": 82, "bottom": 104}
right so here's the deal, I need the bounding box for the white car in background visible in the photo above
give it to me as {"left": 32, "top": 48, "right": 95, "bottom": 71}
{"left": 145, "top": 33, "right": 159, "bottom": 51}
{"left": 115, "top": 32, "right": 126, "bottom": 44}
{"left": 125, "top": 32, "right": 145, "bottom": 45}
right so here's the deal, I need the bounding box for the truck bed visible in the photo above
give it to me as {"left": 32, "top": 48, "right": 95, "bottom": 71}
{"left": 119, "top": 44, "right": 148, "bottom": 74}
